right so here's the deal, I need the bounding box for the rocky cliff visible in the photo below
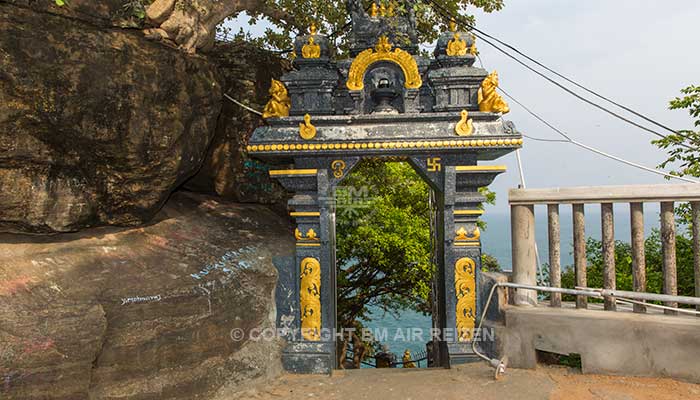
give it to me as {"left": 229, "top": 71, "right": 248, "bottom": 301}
{"left": 0, "top": 2, "right": 294, "bottom": 399}
{"left": 0, "top": 1, "right": 222, "bottom": 234}
{"left": 0, "top": 192, "right": 293, "bottom": 399}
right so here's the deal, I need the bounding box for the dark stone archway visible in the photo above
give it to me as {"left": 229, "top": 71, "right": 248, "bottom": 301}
{"left": 248, "top": 0, "right": 522, "bottom": 374}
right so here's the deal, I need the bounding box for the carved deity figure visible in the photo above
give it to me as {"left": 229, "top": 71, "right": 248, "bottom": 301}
{"left": 302, "top": 36, "right": 321, "bottom": 58}
{"left": 478, "top": 71, "right": 510, "bottom": 114}
{"left": 446, "top": 33, "right": 467, "bottom": 56}
{"left": 402, "top": 350, "right": 416, "bottom": 368}
{"left": 262, "top": 79, "right": 290, "bottom": 119}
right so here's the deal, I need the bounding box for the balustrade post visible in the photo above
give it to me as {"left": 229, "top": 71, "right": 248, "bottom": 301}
{"left": 630, "top": 202, "right": 646, "bottom": 313}
{"left": 547, "top": 204, "right": 562, "bottom": 307}
{"left": 573, "top": 204, "right": 587, "bottom": 309}
{"left": 511, "top": 204, "right": 537, "bottom": 306}
{"left": 661, "top": 202, "right": 678, "bottom": 315}
{"left": 601, "top": 203, "right": 616, "bottom": 311}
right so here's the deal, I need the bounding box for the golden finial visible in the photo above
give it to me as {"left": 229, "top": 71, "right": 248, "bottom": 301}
{"left": 455, "top": 110, "right": 474, "bottom": 136}
{"left": 380, "top": 3, "right": 387, "bottom": 16}
{"left": 387, "top": 1, "right": 395, "bottom": 17}
{"left": 446, "top": 32, "right": 467, "bottom": 56}
{"left": 299, "top": 114, "right": 317, "bottom": 139}
{"left": 375, "top": 35, "right": 392, "bottom": 53}
{"left": 310, "top": 22, "right": 317, "bottom": 35}
{"left": 371, "top": 3, "right": 379, "bottom": 17}
{"left": 302, "top": 36, "right": 321, "bottom": 58}
{"left": 449, "top": 18, "right": 457, "bottom": 32}
{"left": 262, "top": 79, "right": 290, "bottom": 119}
{"left": 478, "top": 71, "right": 510, "bottom": 114}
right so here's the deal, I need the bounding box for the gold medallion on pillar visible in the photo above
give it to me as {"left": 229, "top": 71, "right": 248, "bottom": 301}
{"left": 300, "top": 257, "right": 321, "bottom": 341}
{"left": 455, "top": 257, "right": 476, "bottom": 341}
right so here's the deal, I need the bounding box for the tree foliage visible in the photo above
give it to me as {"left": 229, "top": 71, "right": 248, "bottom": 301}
{"left": 144, "top": 0, "right": 504, "bottom": 53}
{"left": 335, "top": 160, "right": 498, "bottom": 328}
{"left": 336, "top": 161, "right": 433, "bottom": 327}
{"left": 258, "top": 0, "right": 505, "bottom": 52}
{"left": 653, "top": 85, "right": 700, "bottom": 224}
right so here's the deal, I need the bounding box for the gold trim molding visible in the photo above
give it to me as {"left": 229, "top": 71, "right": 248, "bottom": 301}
{"left": 455, "top": 165, "right": 507, "bottom": 172}
{"left": 300, "top": 257, "right": 321, "bottom": 341}
{"left": 454, "top": 210, "right": 484, "bottom": 216}
{"left": 269, "top": 169, "right": 318, "bottom": 176}
{"left": 248, "top": 138, "right": 523, "bottom": 153}
{"left": 290, "top": 212, "right": 321, "bottom": 217}
{"left": 455, "top": 257, "right": 477, "bottom": 342}
{"left": 346, "top": 36, "right": 422, "bottom": 91}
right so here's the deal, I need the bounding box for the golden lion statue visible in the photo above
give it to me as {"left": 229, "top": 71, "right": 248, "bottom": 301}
{"left": 262, "top": 79, "right": 290, "bottom": 119}
{"left": 478, "top": 71, "right": 510, "bottom": 114}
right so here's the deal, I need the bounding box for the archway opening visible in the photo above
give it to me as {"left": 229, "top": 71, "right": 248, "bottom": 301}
{"left": 334, "top": 158, "right": 437, "bottom": 369}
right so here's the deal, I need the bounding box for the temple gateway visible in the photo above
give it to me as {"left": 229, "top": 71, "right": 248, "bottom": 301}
{"left": 249, "top": 0, "right": 522, "bottom": 373}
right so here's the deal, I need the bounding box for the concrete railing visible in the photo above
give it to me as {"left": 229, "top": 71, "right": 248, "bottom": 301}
{"left": 509, "top": 184, "right": 700, "bottom": 313}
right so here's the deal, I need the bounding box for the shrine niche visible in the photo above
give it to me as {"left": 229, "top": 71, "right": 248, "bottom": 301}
{"left": 248, "top": 0, "right": 521, "bottom": 374}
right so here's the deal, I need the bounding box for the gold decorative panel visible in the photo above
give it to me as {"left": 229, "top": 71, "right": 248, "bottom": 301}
{"left": 455, "top": 257, "right": 476, "bottom": 342}
{"left": 300, "top": 257, "right": 321, "bottom": 341}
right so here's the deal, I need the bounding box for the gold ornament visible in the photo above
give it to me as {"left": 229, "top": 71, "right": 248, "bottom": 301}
{"left": 300, "top": 258, "right": 321, "bottom": 341}
{"left": 331, "top": 160, "right": 347, "bottom": 179}
{"left": 449, "top": 18, "right": 457, "bottom": 32}
{"left": 295, "top": 228, "right": 319, "bottom": 241}
{"left": 456, "top": 227, "right": 480, "bottom": 242}
{"left": 478, "top": 71, "right": 510, "bottom": 114}
{"left": 455, "top": 110, "right": 474, "bottom": 136}
{"left": 455, "top": 257, "right": 477, "bottom": 342}
{"left": 262, "top": 79, "right": 290, "bottom": 119}
{"left": 346, "top": 36, "right": 422, "bottom": 91}
{"left": 427, "top": 157, "right": 442, "bottom": 172}
{"left": 299, "top": 114, "right": 317, "bottom": 140}
{"left": 310, "top": 22, "right": 317, "bottom": 35}
{"left": 371, "top": 3, "right": 378, "bottom": 17}
{"left": 446, "top": 33, "right": 467, "bottom": 57}
{"left": 302, "top": 36, "right": 321, "bottom": 59}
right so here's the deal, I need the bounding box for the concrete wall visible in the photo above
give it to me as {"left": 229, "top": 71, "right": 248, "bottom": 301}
{"left": 486, "top": 306, "right": 700, "bottom": 383}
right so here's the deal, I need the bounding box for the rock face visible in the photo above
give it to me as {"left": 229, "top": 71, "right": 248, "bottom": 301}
{"left": 0, "top": 192, "right": 294, "bottom": 400}
{"left": 185, "top": 42, "right": 289, "bottom": 205}
{"left": 0, "top": 3, "right": 222, "bottom": 234}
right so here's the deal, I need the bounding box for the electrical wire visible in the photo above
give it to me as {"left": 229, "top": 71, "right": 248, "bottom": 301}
{"left": 498, "top": 87, "right": 700, "bottom": 184}
{"left": 223, "top": 93, "right": 263, "bottom": 116}
{"left": 423, "top": 0, "right": 694, "bottom": 150}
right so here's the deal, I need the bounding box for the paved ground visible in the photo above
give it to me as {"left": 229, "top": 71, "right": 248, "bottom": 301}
{"left": 228, "top": 364, "right": 700, "bottom": 400}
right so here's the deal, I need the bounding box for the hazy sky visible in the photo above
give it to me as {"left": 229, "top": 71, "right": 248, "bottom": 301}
{"left": 228, "top": 1, "right": 700, "bottom": 213}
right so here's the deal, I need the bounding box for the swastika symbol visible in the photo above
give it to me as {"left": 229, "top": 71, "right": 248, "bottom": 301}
{"left": 427, "top": 157, "right": 442, "bottom": 172}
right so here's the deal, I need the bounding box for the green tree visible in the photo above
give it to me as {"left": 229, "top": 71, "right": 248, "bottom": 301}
{"left": 653, "top": 85, "right": 700, "bottom": 224}
{"left": 336, "top": 161, "right": 433, "bottom": 327}
{"left": 336, "top": 160, "right": 498, "bottom": 328}
{"left": 144, "top": 0, "right": 504, "bottom": 53}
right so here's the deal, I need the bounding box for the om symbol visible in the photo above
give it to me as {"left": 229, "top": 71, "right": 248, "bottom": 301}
{"left": 331, "top": 160, "right": 347, "bottom": 179}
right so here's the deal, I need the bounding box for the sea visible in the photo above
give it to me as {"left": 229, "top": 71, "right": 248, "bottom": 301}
{"left": 361, "top": 204, "right": 670, "bottom": 366}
